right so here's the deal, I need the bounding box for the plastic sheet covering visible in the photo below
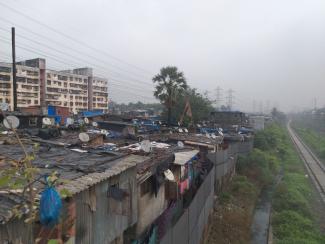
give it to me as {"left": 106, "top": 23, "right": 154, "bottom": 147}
{"left": 40, "top": 186, "right": 62, "bottom": 227}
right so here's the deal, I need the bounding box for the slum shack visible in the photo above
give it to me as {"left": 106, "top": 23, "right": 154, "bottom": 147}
{"left": 97, "top": 120, "right": 137, "bottom": 138}
{"left": 0, "top": 112, "right": 44, "bottom": 129}
{"left": 209, "top": 111, "right": 249, "bottom": 131}
{"left": 0, "top": 134, "right": 145, "bottom": 244}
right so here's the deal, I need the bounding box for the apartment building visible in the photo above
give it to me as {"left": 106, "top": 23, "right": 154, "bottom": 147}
{"left": 0, "top": 62, "right": 41, "bottom": 110}
{"left": 0, "top": 58, "right": 109, "bottom": 114}
{"left": 92, "top": 76, "right": 108, "bottom": 111}
{"left": 46, "top": 70, "right": 89, "bottom": 113}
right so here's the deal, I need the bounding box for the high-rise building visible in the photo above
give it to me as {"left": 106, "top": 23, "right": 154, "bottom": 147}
{"left": 0, "top": 58, "right": 109, "bottom": 114}
{"left": 0, "top": 62, "right": 41, "bottom": 110}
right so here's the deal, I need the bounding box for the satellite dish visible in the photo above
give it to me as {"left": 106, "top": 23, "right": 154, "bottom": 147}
{"left": 0, "top": 103, "right": 9, "bottom": 111}
{"left": 219, "top": 131, "right": 224, "bottom": 136}
{"left": 164, "top": 169, "right": 175, "bottom": 181}
{"left": 101, "top": 129, "right": 108, "bottom": 135}
{"left": 218, "top": 128, "right": 223, "bottom": 132}
{"left": 177, "top": 141, "right": 184, "bottom": 148}
{"left": 197, "top": 124, "right": 202, "bottom": 128}
{"left": 178, "top": 122, "right": 181, "bottom": 126}
{"left": 178, "top": 128, "right": 183, "bottom": 133}
{"left": 158, "top": 121, "right": 162, "bottom": 125}
{"left": 79, "top": 132, "right": 90, "bottom": 142}
{"left": 92, "top": 121, "right": 98, "bottom": 127}
{"left": 206, "top": 133, "right": 211, "bottom": 138}
{"left": 66, "top": 118, "right": 74, "bottom": 126}
{"left": 3, "top": 116, "right": 19, "bottom": 129}
{"left": 42, "top": 117, "right": 52, "bottom": 126}
{"left": 84, "top": 117, "right": 89, "bottom": 124}
{"left": 184, "top": 128, "right": 188, "bottom": 133}
{"left": 140, "top": 140, "right": 152, "bottom": 153}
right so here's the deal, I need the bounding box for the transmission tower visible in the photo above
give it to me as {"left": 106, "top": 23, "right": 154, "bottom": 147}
{"left": 252, "top": 100, "right": 256, "bottom": 113}
{"left": 214, "top": 86, "right": 223, "bottom": 108}
{"left": 226, "top": 89, "right": 235, "bottom": 111}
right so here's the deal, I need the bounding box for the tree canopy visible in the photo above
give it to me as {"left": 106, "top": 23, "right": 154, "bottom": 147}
{"left": 152, "top": 66, "right": 188, "bottom": 125}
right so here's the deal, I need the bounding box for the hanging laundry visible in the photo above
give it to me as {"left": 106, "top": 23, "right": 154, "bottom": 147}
{"left": 179, "top": 179, "right": 189, "bottom": 194}
{"left": 148, "top": 226, "right": 158, "bottom": 244}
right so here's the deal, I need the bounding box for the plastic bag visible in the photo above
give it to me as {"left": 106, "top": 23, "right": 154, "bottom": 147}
{"left": 40, "top": 186, "right": 62, "bottom": 227}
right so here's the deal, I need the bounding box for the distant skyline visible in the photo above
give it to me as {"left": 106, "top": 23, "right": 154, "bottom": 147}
{"left": 1, "top": 0, "right": 325, "bottom": 112}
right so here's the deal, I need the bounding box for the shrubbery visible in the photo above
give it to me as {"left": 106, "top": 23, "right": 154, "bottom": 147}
{"left": 293, "top": 126, "right": 325, "bottom": 162}
{"left": 268, "top": 124, "right": 325, "bottom": 243}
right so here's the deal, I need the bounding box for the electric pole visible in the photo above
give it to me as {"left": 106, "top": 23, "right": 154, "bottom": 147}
{"left": 12, "top": 27, "right": 17, "bottom": 111}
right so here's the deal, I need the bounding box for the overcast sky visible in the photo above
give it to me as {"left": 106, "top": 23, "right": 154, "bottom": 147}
{"left": 1, "top": 0, "right": 325, "bottom": 112}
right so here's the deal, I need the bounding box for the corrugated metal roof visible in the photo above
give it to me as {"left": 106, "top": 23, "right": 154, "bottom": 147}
{"left": 0, "top": 143, "right": 147, "bottom": 224}
{"left": 173, "top": 150, "right": 199, "bottom": 165}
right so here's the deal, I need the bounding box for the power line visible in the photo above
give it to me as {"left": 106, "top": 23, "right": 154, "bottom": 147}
{"left": 0, "top": 38, "right": 155, "bottom": 102}
{"left": 0, "top": 25, "right": 153, "bottom": 86}
{"left": 0, "top": 1, "right": 154, "bottom": 76}
{"left": 0, "top": 35, "right": 154, "bottom": 94}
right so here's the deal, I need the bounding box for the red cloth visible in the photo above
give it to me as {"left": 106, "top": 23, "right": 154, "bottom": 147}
{"left": 179, "top": 179, "right": 189, "bottom": 194}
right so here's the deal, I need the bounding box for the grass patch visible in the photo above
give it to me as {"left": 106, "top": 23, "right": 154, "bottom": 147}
{"left": 207, "top": 123, "right": 325, "bottom": 243}
{"left": 292, "top": 125, "right": 325, "bottom": 162}
{"left": 270, "top": 124, "right": 325, "bottom": 243}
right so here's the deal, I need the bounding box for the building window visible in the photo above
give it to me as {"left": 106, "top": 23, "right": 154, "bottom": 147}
{"left": 34, "top": 100, "right": 38, "bottom": 104}
{"left": 0, "top": 67, "right": 11, "bottom": 73}
{"left": 140, "top": 176, "right": 153, "bottom": 196}
{"left": 0, "top": 74, "right": 11, "bottom": 81}
{"left": 29, "top": 117, "right": 37, "bottom": 126}
{"left": 47, "top": 80, "right": 51, "bottom": 85}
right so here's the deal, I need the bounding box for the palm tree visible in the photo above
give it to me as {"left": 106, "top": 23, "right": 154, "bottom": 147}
{"left": 153, "top": 66, "right": 187, "bottom": 125}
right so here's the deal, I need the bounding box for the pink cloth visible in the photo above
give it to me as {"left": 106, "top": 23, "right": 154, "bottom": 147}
{"left": 179, "top": 179, "right": 189, "bottom": 194}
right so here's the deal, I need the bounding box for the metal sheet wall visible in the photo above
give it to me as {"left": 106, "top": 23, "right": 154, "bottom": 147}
{"left": 161, "top": 168, "right": 215, "bottom": 244}
{"left": 75, "top": 166, "right": 137, "bottom": 244}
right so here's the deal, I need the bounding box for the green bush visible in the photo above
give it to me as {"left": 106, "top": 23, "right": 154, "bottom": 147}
{"left": 273, "top": 210, "right": 325, "bottom": 243}
{"left": 268, "top": 124, "right": 325, "bottom": 243}
{"left": 230, "top": 175, "right": 257, "bottom": 198}
{"left": 219, "top": 191, "right": 232, "bottom": 204}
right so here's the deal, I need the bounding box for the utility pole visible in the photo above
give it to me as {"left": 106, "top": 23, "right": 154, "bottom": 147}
{"left": 214, "top": 86, "right": 223, "bottom": 109}
{"left": 226, "top": 89, "right": 234, "bottom": 111}
{"left": 11, "top": 27, "right": 17, "bottom": 111}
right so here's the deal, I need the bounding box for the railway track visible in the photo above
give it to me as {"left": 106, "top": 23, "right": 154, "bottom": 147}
{"left": 287, "top": 122, "right": 325, "bottom": 204}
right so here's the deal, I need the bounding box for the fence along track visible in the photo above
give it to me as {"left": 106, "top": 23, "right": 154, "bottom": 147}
{"left": 287, "top": 122, "right": 325, "bottom": 204}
